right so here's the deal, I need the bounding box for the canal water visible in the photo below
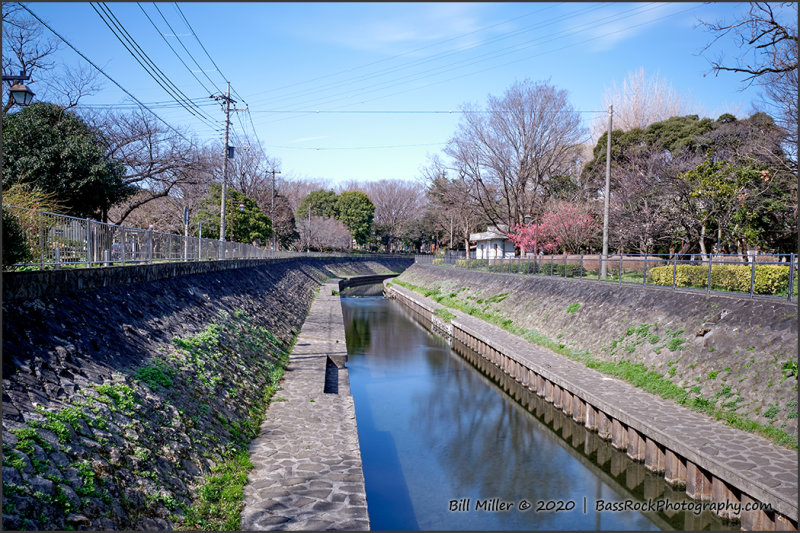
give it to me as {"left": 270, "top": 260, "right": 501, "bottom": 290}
{"left": 340, "top": 290, "right": 737, "bottom": 531}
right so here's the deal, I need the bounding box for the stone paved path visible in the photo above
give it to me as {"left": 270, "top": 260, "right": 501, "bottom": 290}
{"left": 241, "top": 281, "right": 369, "bottom": 530}
{"left": 389, "top": 284, "right": 798, "bottom": 524}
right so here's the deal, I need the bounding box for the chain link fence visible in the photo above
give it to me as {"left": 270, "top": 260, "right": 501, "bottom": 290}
{"left": 415, "top": 252, "right": 798, "bottom": 301}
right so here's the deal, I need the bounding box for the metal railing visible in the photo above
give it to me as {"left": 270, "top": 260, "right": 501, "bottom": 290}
{"left": 2, "top": 205, "right": 401, "bottom": 269}
{"left": 415, "top": 252, "right": 798, "bottom": 301}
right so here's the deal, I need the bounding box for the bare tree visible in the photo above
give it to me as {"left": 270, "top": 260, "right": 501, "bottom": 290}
{"left": 700, "top": 2, "right": 798, "bottom": 158}
{"left": 444, "top": 79, "right": 585, "bottom": 233}
{"left": 228, "top": 144, "right": 281, "bottom": 209}
{"left": 295, "top": 215, "right": 351, "bottom": 252}
{"left": 279, "top": 176, "right": 331, "bottom": 212}
{"left": 2, "top": 3, "right": 101, "bottom": 112}
{"left": 422, "top": 155, "right": 486, "bottom": 253}
{"left": 591, "top": 68, "right": 695, "bottom": 141}
{"left": 92, "top": 107, "right": 207, "bottom": 225}
{"left": 359, "top": 179, "right": 425, "bottom": 251}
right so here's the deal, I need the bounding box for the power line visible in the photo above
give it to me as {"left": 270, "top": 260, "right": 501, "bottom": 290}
{"left": 247, "top": 109, "right": 607, "bottom": 114}
{"left": 243, "top": 3, "right": 560, "bottom": 102}
{"left": 256, "top": 3, "right": 702, "bottom": 126}
{"left": 245, "top": 3, "right": 608, "bottom": 109}
{"left": 18, "top": 3, "right": 195, "bottom": 144}
{"left": 272, "top": 142, "right": 447, "bottom": 151}
{"left": 172, "top": 2, "right": 247, "bottom": 103}
{"left": 151, "top": 2, "right": 223, "bottom": 95}
{"left": 136, "top": 2, "right": 215, "bottom": 96}
{"left": 90, "top": 2, "right": 219, "bottom": 129}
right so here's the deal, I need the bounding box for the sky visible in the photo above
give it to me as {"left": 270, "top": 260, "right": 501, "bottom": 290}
{"left": 11, "top": 2, "right": 796, "bottom": 185}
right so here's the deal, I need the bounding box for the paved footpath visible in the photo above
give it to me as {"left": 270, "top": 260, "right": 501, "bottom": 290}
{"left": 241, "top": 280, "right": 370, "bottom": 530}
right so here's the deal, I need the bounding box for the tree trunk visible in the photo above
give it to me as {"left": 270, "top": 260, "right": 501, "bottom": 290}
{"left": 699, "top": 223, "right": 708, "bottom": 261}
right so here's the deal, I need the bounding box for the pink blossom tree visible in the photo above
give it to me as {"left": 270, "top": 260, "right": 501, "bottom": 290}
{"left": 507, "top": 223, "right": 560, "bottom": 255}
{"left": 508, "top": 200, "right": 599, "bottom": 254}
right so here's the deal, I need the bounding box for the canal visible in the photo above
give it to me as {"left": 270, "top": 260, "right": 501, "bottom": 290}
{"left": 340, "top": 289, "right": 737, "bottom": 531}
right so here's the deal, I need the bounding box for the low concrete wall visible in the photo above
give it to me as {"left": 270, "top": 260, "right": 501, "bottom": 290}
{"left": 338, "top": 273, "right": 398, "bottom": 290}
{"left": 387, "top": 283, "right": 798, "bottom": 530}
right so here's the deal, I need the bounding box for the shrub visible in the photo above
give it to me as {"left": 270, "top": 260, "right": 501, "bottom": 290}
{"left": 456, "top": 258, "right": 488, "bottom": 269}
{"left": 2, "top": 207, "right": 33, "bottom": 267}
{"left": 647, "top": 263, "right": 791, "bottom": 295}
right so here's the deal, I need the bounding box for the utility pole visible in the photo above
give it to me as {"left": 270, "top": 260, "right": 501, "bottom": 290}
{"left": 601, "top": 104, "right": 613, "bottom": 279}
{"left": 212, "top": 82, "right": 235, "bottom": 243}
{"left": 307, "top": 202, "right": 312, "bottom": 253}
{"left": 269, "top": 169, "right": 281, "bottom": 251}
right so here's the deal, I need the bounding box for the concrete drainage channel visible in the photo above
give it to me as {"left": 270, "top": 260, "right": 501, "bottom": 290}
{"left": 386, "top": 283, "right": 798, "bottom": 531}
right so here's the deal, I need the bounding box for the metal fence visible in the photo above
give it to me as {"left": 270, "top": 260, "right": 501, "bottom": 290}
{"left": 415, "top": 252, "right": 798, "bottom": 301}
{"left": 2, "top": 205, "right": 402, "bottom": 269}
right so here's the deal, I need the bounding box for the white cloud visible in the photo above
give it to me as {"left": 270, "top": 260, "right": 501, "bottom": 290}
{"left": 292, "top": 3, "right": 504, "bottom": 56}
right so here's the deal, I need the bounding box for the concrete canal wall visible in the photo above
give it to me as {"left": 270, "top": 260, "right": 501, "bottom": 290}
{"left": 386, "top": 281, "right": 798, "bottom": 530}
{"left": 395, "top": 264, "right": 798, "bottom": 438}
{"left": 1, "top": 257, "right": 409, "bottom": 530}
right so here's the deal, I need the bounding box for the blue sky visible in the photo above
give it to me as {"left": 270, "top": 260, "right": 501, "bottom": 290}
{"left": 19, "top": 2, "right": 795, "bottom": 184}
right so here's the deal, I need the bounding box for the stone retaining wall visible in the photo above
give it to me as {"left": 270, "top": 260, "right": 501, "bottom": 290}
{"left": 386, "top": 283, "right": 798, "bottom": 530}
{"left": 1, "top": 257, "right": 408, "bottom": 530}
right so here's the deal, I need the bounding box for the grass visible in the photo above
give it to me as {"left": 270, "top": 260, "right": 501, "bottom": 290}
{"left": 434, "top": 308, "right": 457, "bottom": 322}
{"left": 392, "top": 278, "right": 798, "bottom": 450}
{"left": 180, "top": 450, "right": 253, "bottom": 531}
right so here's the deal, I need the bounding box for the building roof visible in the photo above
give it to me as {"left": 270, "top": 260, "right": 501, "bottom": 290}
{"left": 469, "top": 224, "right": 509, "bottom": 242}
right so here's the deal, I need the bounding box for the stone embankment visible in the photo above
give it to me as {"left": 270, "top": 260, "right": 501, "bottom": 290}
{"left": 396, "top": 264, "right": 798, "bottom": 437}
{"left": 2, "top": 256, "right": 410, "bottom": 530}
{"left": 386, "top": 281, "right": 798, "bottom": 530}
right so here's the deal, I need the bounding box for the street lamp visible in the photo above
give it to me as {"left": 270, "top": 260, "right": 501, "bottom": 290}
{"left": 2, "top": 72, "right": 35, "bottom": 108}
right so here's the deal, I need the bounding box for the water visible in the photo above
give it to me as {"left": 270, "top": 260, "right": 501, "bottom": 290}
{"left": 341, "top": 293, "right": 737, "bottom": 531}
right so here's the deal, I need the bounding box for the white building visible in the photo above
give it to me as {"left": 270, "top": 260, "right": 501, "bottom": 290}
{"left": 470, "top": 225, "right": 516, "bottom": 260}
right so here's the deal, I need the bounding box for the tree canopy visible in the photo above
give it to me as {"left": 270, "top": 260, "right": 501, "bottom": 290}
{"left": 336, "top": 190, "right": 375, "bottom": 245}
{"left": 582, "top": 112, "right": 796, "bottom": 254}
{"left": 193, "top": 184, "right": 272, "bottom": 245}
{"left": 2, "top": 102, "right": 132, "bottom": 220}
{"left": 296, "top": 189, "right": 338, "bottom": 220}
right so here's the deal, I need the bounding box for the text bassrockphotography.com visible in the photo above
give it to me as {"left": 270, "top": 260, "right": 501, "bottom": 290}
{"left": 448, "top": 497, "right": 774, "bottom": 516}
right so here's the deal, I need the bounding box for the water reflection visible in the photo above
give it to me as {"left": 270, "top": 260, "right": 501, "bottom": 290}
{"left": 342, "top": 294, "right": 736, "bottom": 531}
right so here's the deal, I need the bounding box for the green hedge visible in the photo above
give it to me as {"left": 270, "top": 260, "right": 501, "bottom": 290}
{"left": 647, "top": 264, "right": 791, "bottom": 295}
{"left": 456, "top": 258, "right": 488, "bottom": 268}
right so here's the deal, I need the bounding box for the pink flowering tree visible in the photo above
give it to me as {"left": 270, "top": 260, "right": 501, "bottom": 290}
{"left": 508, "top": 201, "right": 599, "bottom": 254}
{"left": 507, "top": 223, "right": 560, "bottom": 255}
{"left": 540, "top": 201, "right": 599, "bottom": 253}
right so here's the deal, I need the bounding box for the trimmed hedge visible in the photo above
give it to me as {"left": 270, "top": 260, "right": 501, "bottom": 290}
{"left": 647, "top": 264, "right": 791, "bottom": 295}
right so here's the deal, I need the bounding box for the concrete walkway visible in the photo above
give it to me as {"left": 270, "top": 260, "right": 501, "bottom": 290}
{"left": 241, "top": 281, "right": 369, "bottom": 530}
